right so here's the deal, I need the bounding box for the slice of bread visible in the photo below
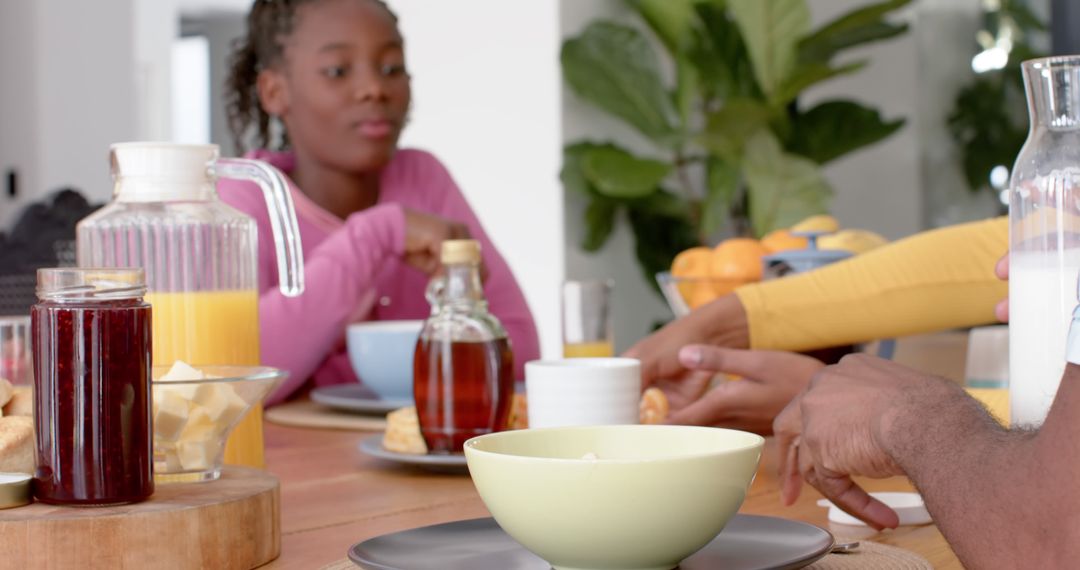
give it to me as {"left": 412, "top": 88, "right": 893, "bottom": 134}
{"left": 0, "top": 416, "right": 34, "bottom": 474}
{"left": 2, "top": 387, "right": 32, "bottom": 417}
{"left": 383, "top": 406, "right": 428, "bottom": 455}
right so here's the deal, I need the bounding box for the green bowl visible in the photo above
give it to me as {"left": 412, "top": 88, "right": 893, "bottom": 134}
{"left": 464, "top": 425, "right": 764, "bottom": 570}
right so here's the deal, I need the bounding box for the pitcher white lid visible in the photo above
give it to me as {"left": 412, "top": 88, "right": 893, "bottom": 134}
{"left": 111, "top": 142, "right": 219, "bottom": 201}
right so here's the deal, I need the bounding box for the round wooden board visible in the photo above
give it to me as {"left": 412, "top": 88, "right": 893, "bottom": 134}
{"left": 0, "top": 466, "right": 279, "bottom": 569}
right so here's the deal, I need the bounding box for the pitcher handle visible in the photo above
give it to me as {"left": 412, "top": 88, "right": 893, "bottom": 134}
{"left": 217, "top": 158, "right": 305, "bottom": 297}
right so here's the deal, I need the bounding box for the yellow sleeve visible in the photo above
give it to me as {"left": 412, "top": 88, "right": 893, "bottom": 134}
{"left": 734, "top": 217, "right": 1008, "bottom": 351}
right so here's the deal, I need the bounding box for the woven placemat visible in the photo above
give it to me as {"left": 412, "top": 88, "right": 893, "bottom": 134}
{"left": 807, "top": 539, "right": 932, "bottom": 569}
{"left": 320, "top": 539, "right": 932, "bottom": 570}
{"left": 265, "top": 400, "right": 386, "bottom": 431}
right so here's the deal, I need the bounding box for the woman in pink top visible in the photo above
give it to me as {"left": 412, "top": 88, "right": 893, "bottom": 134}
{"left": 217, "top": 0, "right": 539, "bottom": 405}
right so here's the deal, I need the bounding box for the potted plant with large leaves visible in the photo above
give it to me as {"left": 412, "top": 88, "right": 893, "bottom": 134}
{"left": 562, "top": 0, "right": 911, "bottom": 289}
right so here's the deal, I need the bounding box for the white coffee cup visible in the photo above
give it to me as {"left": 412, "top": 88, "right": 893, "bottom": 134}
{"left": 525, "top": 357, "right": 641, "bottom": 429}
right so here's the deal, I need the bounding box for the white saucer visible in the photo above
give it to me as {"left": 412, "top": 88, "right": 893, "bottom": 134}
{"left": 817, "top": 492, "right": 931, "bottom": 526}
{"left": 358, "top": 435, "right": 469, "bottom": 474}
{"left": 310, "top": 384, "right": 411, "bottom": 415}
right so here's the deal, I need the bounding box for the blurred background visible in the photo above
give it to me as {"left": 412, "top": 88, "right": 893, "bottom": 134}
{"left": 0, "top": 0, "right": 1070, "bottom": 357}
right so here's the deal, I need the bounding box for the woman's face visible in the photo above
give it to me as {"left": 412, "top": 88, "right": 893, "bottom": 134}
{"left": 263, "top": 0, "right": 411, "bottom": 173}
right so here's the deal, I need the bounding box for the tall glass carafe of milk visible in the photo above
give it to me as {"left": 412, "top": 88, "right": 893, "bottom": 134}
{"left": 76, "top": 143, "right": 305, "bottom": 468}
{"left": 1010, "top": 57, "right": 1080, "bottom": 426}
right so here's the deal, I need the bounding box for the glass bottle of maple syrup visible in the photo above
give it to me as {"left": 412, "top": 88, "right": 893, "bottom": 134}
{"left": 413, "top": 240, "right": 514, "bottom": 454}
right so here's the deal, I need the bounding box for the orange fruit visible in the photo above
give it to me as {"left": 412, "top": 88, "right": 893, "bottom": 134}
{"left": 710, "top": 238, "right": 768, "bottom": 286}
{"left": 760, "top": 229, "right": 808, "bottom": 253}
{"left": 686, "top": 285, "right": 719, "bottom": 309}
{"left": 639, "top": 387, "right": 670, "bottom": 425}
{"left": 671, "top": 246, "right": 713, "bottom": 305}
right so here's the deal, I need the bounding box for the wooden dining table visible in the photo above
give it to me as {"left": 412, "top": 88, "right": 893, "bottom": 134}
{"left": 259, "top": 420, "right": 961, "bottom": 569}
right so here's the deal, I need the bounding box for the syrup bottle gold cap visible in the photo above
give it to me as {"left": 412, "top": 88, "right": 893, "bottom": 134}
{"left": 440, "top": 240, "right": 481, "bottom": 265}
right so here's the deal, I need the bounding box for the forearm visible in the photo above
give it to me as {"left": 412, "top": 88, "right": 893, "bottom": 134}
{"left": 262, "top": 204, "right": 405, "bottom": 404}
{"left": 882, "top": 373, "right": 1076, "bottom": 568}
{"left": 736, "top": 217, "right": 1007, "bottom": 351}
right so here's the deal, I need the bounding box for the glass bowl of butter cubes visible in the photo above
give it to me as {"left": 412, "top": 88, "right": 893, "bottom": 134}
{"left": 152, "top": 362, "right": 284, "bottom": 483}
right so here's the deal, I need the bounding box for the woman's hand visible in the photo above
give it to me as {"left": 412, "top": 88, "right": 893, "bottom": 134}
{"left": 660, "top": 346, "right": 825, "bottom": 434}
{"left": 995, "top": 254, "right": 1008, "bottom": 322}
{"left": 624, "top": 294, "right": 750, "bottom": 388}
{"left": 402, "top": 209, "right": 471, "bottom": 275}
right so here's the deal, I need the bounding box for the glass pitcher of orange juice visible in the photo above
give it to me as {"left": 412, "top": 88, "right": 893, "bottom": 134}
{"left": 75, "top": 142, "right": 304, "bottom": 469}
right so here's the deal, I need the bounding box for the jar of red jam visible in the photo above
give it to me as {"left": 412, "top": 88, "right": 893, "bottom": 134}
{"left": 31, "top": 268, "right": 153, "bottom": 506}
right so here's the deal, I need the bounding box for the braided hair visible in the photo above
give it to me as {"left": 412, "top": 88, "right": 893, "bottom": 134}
{"left": 224, "top": 0, "right": 398, "bottom": 154}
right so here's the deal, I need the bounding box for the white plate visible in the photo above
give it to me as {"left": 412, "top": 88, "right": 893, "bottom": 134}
{"left": 310, "top": 384, "right": 411, "bottom": 415}
{"left": 817, "top": 492, "right": 931, "bottom": 526}
{"left": 358, "top": 434, "right": 469, "bottom": 474}
{"left": 348, "top": 515, "right": 833, "bottom": 569}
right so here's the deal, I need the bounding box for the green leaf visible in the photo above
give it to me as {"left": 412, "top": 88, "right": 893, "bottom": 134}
{"left": 582, "top": 197, "right": 619, "bottom": 252}
{"left": 562, "top": 22, "right": 681, "bottom": 144}
{"left": 627, "top": 0, "right": 701, "bottom": 54}
{"left": 700, "top": 99, "right": 774, "bottom": 159}
{"left": 561, "top": 142, "right": 601, "bottom": 196}
{"left": 947, "top": 77, "right": 1028, "bottom": 192}
{"left": 674, "top": 56, "right": 700, "bottom": 126}
{"left": 702, "top": 157, "right": 740, "bottom": 235}
{"left": 628, "top": 190, "right": 691, "bottom": 219}
{"left": 727, "top": 0, "right": 810, "bottom": 96}
{"left": 744, "top": 130, "right": 831, "bottom": 235}
{"left": 770, "top": 60, "right": 866, "bottom": 107}
{"left": 799, "top": 0, "right": 911, "bottom": 64}
{"left": 788, "top": 100, "right": 905, "bottom": 164}
{"left": 581, "top": 145, "right": 672, "bottom": 199}
{"left": 691, "top": 3, "right": 760, "bottom": 101}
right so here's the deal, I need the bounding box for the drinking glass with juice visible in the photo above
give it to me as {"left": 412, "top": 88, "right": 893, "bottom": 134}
{"left": 562, "top": 280, "right": 615, "bottom": 358}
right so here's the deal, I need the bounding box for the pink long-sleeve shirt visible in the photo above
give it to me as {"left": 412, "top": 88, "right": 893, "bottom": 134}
{"left": 218, "top": 148, "right": 540, "bottom": 405}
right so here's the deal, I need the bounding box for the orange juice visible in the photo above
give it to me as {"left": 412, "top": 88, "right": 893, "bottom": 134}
{"left": 147, "top": 290, "right": 266, "bottom": 468}
{"left": 563, "top": 341, "right": 615, "bottom": 358}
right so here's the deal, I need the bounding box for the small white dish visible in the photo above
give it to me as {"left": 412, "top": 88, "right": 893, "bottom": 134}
{"left": 817, "top": 492, "right": 931, "bottom": 526}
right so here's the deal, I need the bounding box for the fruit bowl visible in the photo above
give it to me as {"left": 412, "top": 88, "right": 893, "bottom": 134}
{"left": 656, "top": 272, "right": 751, "bottom": 318}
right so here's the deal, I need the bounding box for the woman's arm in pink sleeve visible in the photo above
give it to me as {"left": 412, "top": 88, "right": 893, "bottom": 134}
{"left": 424, "top": 160, "right": 540, "bottom": 378}
{"left": 259, "top": 203, "right": 406, "bottom": 404}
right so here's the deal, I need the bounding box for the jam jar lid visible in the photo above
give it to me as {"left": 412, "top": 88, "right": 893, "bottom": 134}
{"left": 35, "top": 268, "right": 146, "bottom": 302}
{"left": 0, "top": 472, "right": 31, "bottom": 509}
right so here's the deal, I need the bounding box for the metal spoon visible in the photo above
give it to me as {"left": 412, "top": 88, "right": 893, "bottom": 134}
{"left": 830, "top": 541, "right": 860, "bottom": 554}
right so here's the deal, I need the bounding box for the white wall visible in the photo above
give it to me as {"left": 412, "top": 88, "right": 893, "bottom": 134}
{"left": 805, "top": 0, "right": 924, "bottom": 240}
{"left": 386, "top": 0, "right": 565, "bottom": 359}
{"left": 0, "top": 0, "right": 41, "bottom": 228}
{"left": 0, "top": 0, "right": 172, "bottom": 228}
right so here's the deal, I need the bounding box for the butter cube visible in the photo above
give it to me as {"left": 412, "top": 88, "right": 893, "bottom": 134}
{"left": 159, "top": 361, "right": 205, "bottom": 382}
{"left": 179, "top": 407, "right": 217, "bottom": 442}
{"left": 195, "top": 384, "right": 248, "bottom": 427}
{"left": 154, "top": 391, "right": 190, "bottom": 442}
{"left": 163, "top": 448, "right": 183, "bottom": 472}
{"left": 177, "top": 440, "right": 220, "bottom": 471}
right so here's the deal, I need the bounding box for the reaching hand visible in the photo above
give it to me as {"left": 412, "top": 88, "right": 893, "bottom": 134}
{"left": 401, "top": 209, "right": 472, "bottom": 275}
{"left": 660, "top": 346, "right": 825, "bottom": 434}
{"left": 995, "top": 254, "right": 1008, "bottom": 322}
{"left": 771, "top": 354, "right": 957, "bottom": 530}
{"left": 624, "top": 294, "right": 750, "bottom": 388}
